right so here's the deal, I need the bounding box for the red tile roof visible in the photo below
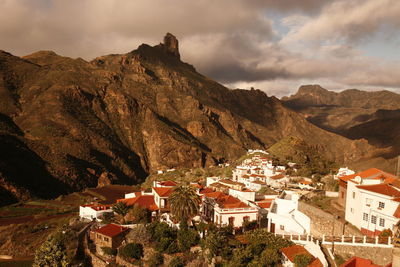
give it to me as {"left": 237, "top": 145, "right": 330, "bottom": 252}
{"left": 94, "top": 223, "right": 129, "bottom": 238}
{"left": 204, "top": 191, "right": 249, "bottom": 208}
{"left": 256, "top": 201, "right": 272, "bottom": 209}
{"left": 199, "top": 187, "right": 214, "bottom": 194}
{"left": 117, "top": 195, "right": 159, "bottom": 211}
{"left": 82, "top": 204, "right": 111, "bottom": 211}
{"left": 153, "top": 187, "right": 174, "bottom": 197}
{"left": 270, "top": 174, "right": 285, "bottom": 180}
{"left": 158, "top": 180, "right": 177, "bottom": 187}
{"left": 340, "top": 168, "right": 397, "bottom": 184}
{"left": 357, "top": 183, "right": 400, "bottom": 198}
{"left": 280, "top": 245, "right": 322, "bottom": 267}
{"left": 299, "top": 180, "right": 312, "bottom": 185}
{"left": 339, "top": 256, "right": 382, "bottom": 267}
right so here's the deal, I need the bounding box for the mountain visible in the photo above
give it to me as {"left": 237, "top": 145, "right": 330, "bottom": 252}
{"left": 282, "top": 85, "right": 400, "bottom": 159}
{"left": 0, "top": 34, "right": 386, "bottom": 204}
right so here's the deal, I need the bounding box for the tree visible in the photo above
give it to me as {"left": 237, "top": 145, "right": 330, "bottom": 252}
{"left": 127, "top": 204, "right": 151, "bottom": 224}
{"left": 168, "top": 185, "right": 201, "bottom": 224}
{"left": 119, "top": 243, "right": 144, "bottom": 260}
{"left": 294, "top": 254, "right": 313, "bottom": 267}
{"left": 33, "top": 234, "right": 70, "bottom": 267}
{"left": 177, "top": 227, "right": 200, "bottom": 252}
{"left": 101, "top": 247, "right": 117, "bottom": 256}
{"left": 112, "top": 202, "right": 130, "bottom": 224}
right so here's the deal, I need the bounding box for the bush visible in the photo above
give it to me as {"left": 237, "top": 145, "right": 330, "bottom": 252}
{"left": 294, "top": 254, "right": 314, "bottom": 267}
{"left": 101, "top": 246, "right": 117, "bottom": 256}
{"left": 380, "top": 229, "right": 393, "bottom": 237}
{"left": 165, "top": 241, "right": 180, "bottom": 254}
{"left": 128, "top": 204, "right": 151, "bottom": 224}
{"left": 169, "top": 256, "right": 185, "bottom": 267}
{"left": 148, "top": 251, "right": 164, "bottom": 267}
{"left": 33, "top": 234, "right": 70, "bottom": 267}
{"left": 119, "top": 243, "right": 144, "bottom": 260}
{"left": 177, "top": 227, "right": 200, "bottom": 252}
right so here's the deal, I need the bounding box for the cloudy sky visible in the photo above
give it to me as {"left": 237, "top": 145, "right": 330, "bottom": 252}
{"left": 1, "top": 0, "right": 400, "bottom": 97}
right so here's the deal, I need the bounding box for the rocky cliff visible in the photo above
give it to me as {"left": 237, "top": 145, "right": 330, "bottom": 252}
{"left": 0, "top": 34, "right": 385, "bottom": 204}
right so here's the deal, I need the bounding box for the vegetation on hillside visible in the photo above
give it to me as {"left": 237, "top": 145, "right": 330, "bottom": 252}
{"left": 268, "top": 136, "right": 338, "bottom": 179}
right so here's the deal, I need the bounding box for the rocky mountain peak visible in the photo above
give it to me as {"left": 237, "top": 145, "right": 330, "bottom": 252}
{"left": 162, "top": 32, "right": 180, "bottom": 59}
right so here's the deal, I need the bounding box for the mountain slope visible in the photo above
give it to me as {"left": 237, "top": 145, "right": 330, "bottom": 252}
{"left": 282, "top": 84, "right": 400, "bottom": 159}
{"left": 0, "top": 34, "right": 386, "bottom": 204}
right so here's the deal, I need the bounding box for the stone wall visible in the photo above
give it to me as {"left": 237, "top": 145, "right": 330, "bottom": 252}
{"left": 299, "top": 202, "right": 361, "bottom": 237}
{"left": 324, "top": 244, "right": 392, "bottom": 266}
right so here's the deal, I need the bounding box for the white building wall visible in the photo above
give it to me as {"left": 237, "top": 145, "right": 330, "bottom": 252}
{"left": 79, "top": 206, "right": 112, "bottom": 221}
{"left": 346, "top": 180, "right": 400, "bottom": 233}
{"left": 228, "top": 189, "right": 256, "bottom": 202}
{"left": 214, "top": 208, "right": 258, "bottom": 228}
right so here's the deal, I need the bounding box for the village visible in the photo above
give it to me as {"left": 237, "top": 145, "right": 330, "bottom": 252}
{"left": 67, "top": 150, "right": 400, "bottom": 267}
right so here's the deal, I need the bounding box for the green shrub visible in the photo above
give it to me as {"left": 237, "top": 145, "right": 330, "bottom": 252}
{"left": 165, "top": 241, "right": 180, "bottom": 254}
{"left": 148, "top": 251, "right": 164, "bottom": 267}
{"left": 119, "top": 243, "right": 144, "bottom": 260}
{"left": 33, "top": 234, "right": 70, "bottom": 267}
{"left": 294, "top": 254, "right": 314, "bottom": 267}
{"left": 177, "top": 227, "right": 199, "bottom": 252}
{"left": 101, "top": 246, "right": 117, "bottom": 256}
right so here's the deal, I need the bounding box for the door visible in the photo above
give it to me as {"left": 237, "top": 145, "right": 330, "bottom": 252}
{"left": 270, "top": 223, "right": 275, "bottom": 233}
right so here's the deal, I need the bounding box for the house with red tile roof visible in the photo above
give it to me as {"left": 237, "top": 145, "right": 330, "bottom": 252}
{"left": 280, "top": 245, "right": 323, "bottom": 267}
{"left": 344, "top": 169, "right": 400, "bottom": 236}
{"left": 152, "top": 186, "right": 174, "bottom": 210}
{"left": 117, "top": 194, "right": 159, "bottom": 212}
{"left": 93, "top": 223, "right": 129, "bottom": 254}
{"left": 202, "top": 191, "right": 258, "bottom": 228}
{"left": 338, "top": 168, "right": 397, "bottom": 207}
{"left": 339, "top": 256, "right": 383, "bottom": 267}
{"left": 153, "top": 180, "right": 177, "bottom": 187}
{"left": 79, "top": 204, "right": 112, "bottom": 221}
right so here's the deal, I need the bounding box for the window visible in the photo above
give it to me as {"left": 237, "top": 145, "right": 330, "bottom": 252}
{"left": 243, "top": 216, "right": 250, "bottom": 222}
{"left": 104, "top": 237, "right": 109, "bottom": 242}
{"left": 371, "top": 215, "right": 377, "bottom": 224}
{"left": 280, "top": 225, "right": 285, "bottom": 230}
{"left": 352, "top": 192, "right": 356, "bottom": 199}
{"left": 380, "top": 218, "right": 385, "bottom": 227}
{"left": 379, "top": 202, "right": 385, "bottom": 209}
{"left": 363, "top": 213, "right": 369, "bottom": 221}
{"left": 350, "top": 208, "right": 354, "bottom": 213}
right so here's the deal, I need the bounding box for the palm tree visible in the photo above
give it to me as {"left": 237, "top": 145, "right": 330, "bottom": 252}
{"left": 168, "top": 185, "right": 201, "bottom": 225}
{"left": 112, "top": 202, "right": 130, "bottom": 224}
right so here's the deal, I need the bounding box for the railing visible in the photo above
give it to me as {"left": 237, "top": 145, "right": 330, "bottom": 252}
{"left": 273, "top": 233, "right": 393, "bottom": 248}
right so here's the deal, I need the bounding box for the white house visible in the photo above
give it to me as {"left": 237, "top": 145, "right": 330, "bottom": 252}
{"left": 266, "top": 174, "right": 290, "bottom": 188}
{"left": 267, "top": 191, "right": 311, "bottom": 234}
{"left": 79, "top": 204, "right": 112, "bottom": 221}
{"left": 152, "top": 187, "right": 174, "bottom": 210}
{"left": 345, "top": 175, "right": 400, "bottom": 236}
{"left": 202, "top": 191, "right": 258, "bottom": 228}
